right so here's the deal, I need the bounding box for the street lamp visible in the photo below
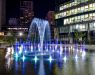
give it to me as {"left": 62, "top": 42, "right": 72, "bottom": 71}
{"left": 18, "top": 32, "right": 23, "bottom": 37}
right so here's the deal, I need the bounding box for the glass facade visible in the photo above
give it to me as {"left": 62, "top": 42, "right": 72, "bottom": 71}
{"left": 55, "top": 0, "right": 95, "bottom": 42}
{"left": 59, "top": 23, "right": 88, "bottom": 33}
{"left": 64, "top": 13, "right": 95, "bottom": 25}
{"left": 90, "top": 22, "right": 95, "bottom": 30}
{"left": 55, "top": 3, "right": 95, "bottom": 19}
{"left": 59, "top": 0, "right": 90, "bottom": 11}
{"left": 59, "top": 22, "right": 95, "bottom": 34}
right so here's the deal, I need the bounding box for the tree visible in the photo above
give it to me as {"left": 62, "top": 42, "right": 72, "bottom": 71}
{"left": 74, "top": 29, "right": 86, "bottom": 43}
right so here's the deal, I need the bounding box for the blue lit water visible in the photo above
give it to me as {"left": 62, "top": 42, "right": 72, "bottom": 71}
{"left": 2, "top": 49, "right": 95, "bottom": 75}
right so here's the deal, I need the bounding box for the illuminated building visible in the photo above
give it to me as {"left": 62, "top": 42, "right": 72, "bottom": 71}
{"left": 55, "top": 0, "right": 95, "bottom": 43}
{"left": 20, "top": 1, "right": 34, "bottom": 27}
{"left": 7, "top": 1, "right": 34, "bottom": 37}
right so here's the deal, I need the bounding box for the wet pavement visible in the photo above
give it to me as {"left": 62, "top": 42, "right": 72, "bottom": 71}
{"left": 0, "top": 48, "right": 95, "bottom": 75}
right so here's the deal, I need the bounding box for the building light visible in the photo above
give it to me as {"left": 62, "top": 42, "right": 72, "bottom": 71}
{"left": 0, "top": 32, "right": 4, "bottom": 36}
{"left": 20, "top": 17, "right": 24, "bottom": 19}
{"left": 18, "top": 32, "right": 23, "bottom": 36}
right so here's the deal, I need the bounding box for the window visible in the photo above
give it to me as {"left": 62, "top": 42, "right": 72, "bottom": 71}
{"left": 78, "top": 8, "right": 80, "bottom": 12}
{"left": 66, "top": 4, "right": 69, "bottom": 8}
{"left": 64, "top": 5, "right": 67, "bottom": 9}
{"left": 85, "top": 5, "right": 88, "bottom": 11}
{"left": 81, "top": 7, "right": 84, "bottom": 12}
{"left": 71, "top": 2, "right": 75, "bottom": 6}
{"left": 69, "top": 3, "right": 71, "bottom": 7}
{"left": 89, "top": 13, "right": 93, "bottom": 20}
{"left": 66, "top": 11, "right": 69, "bottom": 16}
{"left": 75, "top": 8, "right": 77, "bottom": 14}
{"left": 81, "top": 15, "right": 84, "bottom": 21}
{"left": 85, "top": 14, "right": 88, "bottom": 21}
{"left": 75, "top": 16, "right": 77, "bottom": 22}
{"left": 94, "top": 22, "right": 95, "bottom": 27}
{"left": 71, "top": 9, "right": 75, "bottom": 14}
{"left": 69, "top": 18, "right": 72, "bottom": 23}
{"left": 60, "top": 6, "right": 64, "bottom": 11}
{"left": 92, "top": 3, "right": 95, "bottom": 10}
{"left": 68, "top": 10, "right": 71, "bottom": 16}
{"left": 64, "top": 12, "right": 66, "bottom": 16}
{"left": 89, "top": 4, "right": 93, "bottom": 11}
{"left": 64, "top": 19, "right": 67, "bottom": 25}
{"left": 93, "top": 13, "right": 95, "bottom": 20}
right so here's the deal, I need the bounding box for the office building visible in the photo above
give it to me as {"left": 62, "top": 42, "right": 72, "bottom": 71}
{"left": 20, "top": 1, "right": 34, "bottom": 28}
{"left": 55, "top": 0, "right": 95, "bottom": 43}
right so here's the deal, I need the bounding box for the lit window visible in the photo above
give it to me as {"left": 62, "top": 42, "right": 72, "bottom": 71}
{"left": 78, "top": 8, "right": 80, "bottom": 12}
{"left": 64, "top": 12, "right": 66, "bottom": 16}
{"left": 64, "top": 5, "right": 67, "bottom": 9}
{"left": 85, "top": 5, "right": 88, "bottom": 11}
{"left": 94, "top": 23, "right": 95, "bottom": 27}
{"left": 69, "top": 18, "right": 71, "bottom": 23}
{"left": 89, "top": 4, "right": 93, "bottom": 8}
{"left": 71, "top": 9, "right": 75, "bottom": 14}
{"left": 75, "top": 16, "right": 77, "bottom": 22}
{"left": 85, "top": 14, "right": 88, "bottom": 21}
{"left": 69, "top": 3, "right": 71, "bottom": 7}
{"left": 60, "top": 5, "right": 64, "bottom": 11}
{"left": 81, "top": 15, "right": 84, "bottom": 21}
{"left": 81, "top": 7, "right": 84, "bottom": 12}
{"left": 89, "top": 13, "right": 93, "bottom": 20}
{"left": 92, "top": 3, "right": 95, "bottom": 10}
{"left": 75, "top": 8, "right": 77, "bottom": 14}
{"left": 93, "top": 13, "right": 95, "bottom": 20}
{"left": 76, "top": 24, "right": 79, "bottom": 29}
{"left": 89, "top": 4, "right": 93, "bottom": 10}
{"left": 64, "top": 19, "right": 67, "bottom": 25}
{"left": 66, "top": 4, "right": 69, "bottom": 8}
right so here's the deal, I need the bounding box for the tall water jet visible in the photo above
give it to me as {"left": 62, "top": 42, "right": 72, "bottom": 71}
{"left": 28, "top": 18, "right": 51, "bottom": 51}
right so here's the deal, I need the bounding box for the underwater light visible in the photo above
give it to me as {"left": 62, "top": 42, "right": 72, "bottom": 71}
{"left": 63, "top": 56, "right": 67, "bottom": 63}
{"left": 31, "top": 45, "right": 33, "bottom": 52}
{"left": 82, "top": 51, "right": 86, "bottom": 58}
{"left": 48, "top": 56, "right": 53, "bottom": 63}
{"left": 52, "top": 49, "right": 54, "bottom": 52}
{"left": 75, "top": 55, "right": 78, "bottom": 62}
{"left": 33, "top": 56, "right": 39, "bottom": 63}
{"left": 22, "top": 55, "right": 25, "bottom": 62}
{"left": 15, "top": 53, "right": 18, "bottom": 58}
{"left": 19, "top": 50, "right": 22, "bottom": 54}
{"left": 24, "top": 50, "right": 27, "bottom": 53}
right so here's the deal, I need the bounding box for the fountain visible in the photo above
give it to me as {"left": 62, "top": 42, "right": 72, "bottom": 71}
{"left": 28, "top": 18, "right": 51, "bottom": 51}
{"left": 10, "top": 17, "right": 87, "bottom": 75}
{"left": 28, "top": 18, "right": 52, "bottom": 75}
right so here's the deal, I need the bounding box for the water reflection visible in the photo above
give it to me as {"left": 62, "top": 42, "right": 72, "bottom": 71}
{"left": 5, "top": 47, "right": 14, "bottom": 70}
{"left": 5, "top": 56, "right": 13, "bottom": 70}
{"left": 1, "top": 48, "right": 95, "bottom": 75}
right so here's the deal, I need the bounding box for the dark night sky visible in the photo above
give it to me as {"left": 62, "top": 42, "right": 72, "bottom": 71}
{"left": 6, "top": 0, "right": 69, "bottom": 19}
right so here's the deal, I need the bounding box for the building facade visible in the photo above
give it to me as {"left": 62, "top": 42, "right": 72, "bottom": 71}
{"left": 7, "top": 1, "right": 34, "bottom": 38}
{"left": 20, "top": 1, "right": 34, "bottom": 27}
{"left": 55, "top": 0, "right": 95, "bottom": 43}
{"left": 8, "top": 1, "right": 34, "bottom": 35}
